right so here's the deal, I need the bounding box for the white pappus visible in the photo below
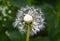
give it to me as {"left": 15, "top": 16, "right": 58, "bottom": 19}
{"left": 13, "top": 6, "right": 45, "bottom": 36}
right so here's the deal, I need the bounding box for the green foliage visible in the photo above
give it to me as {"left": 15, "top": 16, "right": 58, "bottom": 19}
{"left": 0, "top": 0, "right": 60, "bottom": 41}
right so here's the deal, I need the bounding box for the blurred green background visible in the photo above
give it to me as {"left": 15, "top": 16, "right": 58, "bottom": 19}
{"left": 0, "top": 0, "right": 60, "bottom": 41}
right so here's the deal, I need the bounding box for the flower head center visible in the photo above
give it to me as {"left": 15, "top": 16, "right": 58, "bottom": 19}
{"left": 24, "top": 14, "right": 33, "bottom": 23}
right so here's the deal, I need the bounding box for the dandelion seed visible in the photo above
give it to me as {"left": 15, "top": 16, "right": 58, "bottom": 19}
{"left": 2, "top": 6, "right": 8, "bottom": 17}
{"left": 8, "top": 10, "right": 12, "bottom": 14}
{"left": 4, "top": 18, "right": 7, "bottom": 21}
{"left": 5, "top": 31, "right": 10, "bottom": 36}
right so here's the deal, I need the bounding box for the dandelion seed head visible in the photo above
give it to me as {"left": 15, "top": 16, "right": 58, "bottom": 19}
{"left": 13, "top": 6, "right": 45, "bottom": 36}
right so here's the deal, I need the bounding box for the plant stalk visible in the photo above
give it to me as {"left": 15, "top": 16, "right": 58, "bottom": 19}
{"left": 26, "top": 25, "right": 30, "bottom": 41}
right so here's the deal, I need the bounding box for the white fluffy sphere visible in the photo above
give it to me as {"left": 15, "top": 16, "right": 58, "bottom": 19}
{"left": 24, "top": 14, "right": 33, "bottom": 23}
{"left": 13, "top": 6, "right": 45, "bottom": 36}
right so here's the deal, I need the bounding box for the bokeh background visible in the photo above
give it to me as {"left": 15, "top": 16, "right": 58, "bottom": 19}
{"left": 0, "top": 0, "right": 60, "bottom": 41}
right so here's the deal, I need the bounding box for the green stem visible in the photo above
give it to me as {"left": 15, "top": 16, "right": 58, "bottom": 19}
{"left": 26, "top": 25, "right": 30, "bottom": 41}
